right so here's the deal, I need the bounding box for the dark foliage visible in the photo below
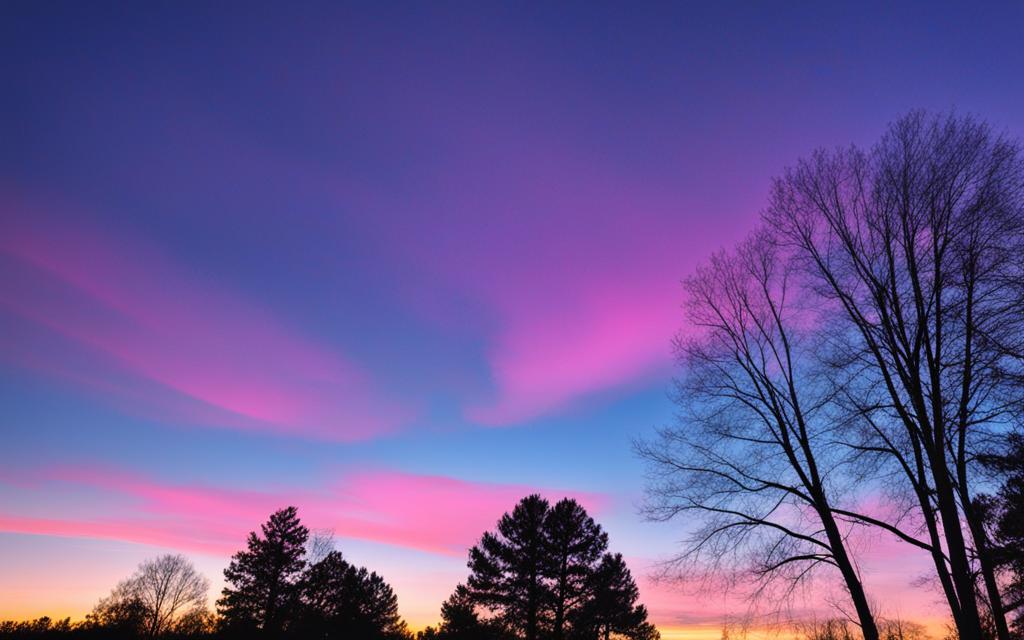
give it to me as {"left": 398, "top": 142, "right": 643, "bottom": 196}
{"left": 545, "top": 500, "right": 608, "bottom": 640}
{"left": 570, "top": 554, "right": 656, "bottom": 640}
{"left": 469, "top": 495, "right": 552, "bottom": 640}
{"left": 415, "top": 584, "right": 511, "bottom": 640}
{"left": 0, "top": 610, "right": 210, "bottom": 640}
{"left": 979, "top": 434, "right": 1024, "bottom": 637}
{"left": 294, "top": 550, "right": 409, "bottom": 639}
{"left": 466, "top": 496, "right": 658, "bottom": 640}
{"left": 218, "top": 506, "right": 309, "bottom": 636}
{"left": 0, "top": 507, "right": 411, "bottom": 640}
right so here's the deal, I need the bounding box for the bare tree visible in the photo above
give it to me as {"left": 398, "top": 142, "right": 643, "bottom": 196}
{"left": 97, "top": 554, "right": 210, "bottom": 638}
{"left": 637, "top": 232, "right": 881, "bottom": 640}
{"left": 798, "top": 619, "right": 858, "bottom": 640}
{"left": 880, "top": 617, "right": 929, "bottom": 640}
{"left": 765, "top": 111, "right": 1024, "bottom": 640}
{"left": 307, "top": 528, "right": 337, "bottom": 565}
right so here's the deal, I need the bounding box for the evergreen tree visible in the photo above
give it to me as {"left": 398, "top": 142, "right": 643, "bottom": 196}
{"left": 572, "top": 554, "right": 658, "bottom": 640}
{"left": 345, "top": 567, "right": 408, "bottom": 639}
{"left": 218, "top": 506, "right": 309, "bottom": 637}
{"left": 980, "top": 434, "right": 1024, "bottom": 635}
{"left": 466, "top": 497, "right": 658, "bottom": 640}
{"left": 544, "top": 499, "right": 608, "bottom": 640}
{"left": 294, "top": 550, "right": 350, "bottom": 637}
{"left": 468, "top": 495, "right": 552, "bottom": 640}
{"left": 296, "top": 550, "right": 408, "bottom": 639}
{"left": 438, "top": 584, "right": 481, "bottom": 638}
{"left": 431, "top": 583, "right": 509, "bottom": 640}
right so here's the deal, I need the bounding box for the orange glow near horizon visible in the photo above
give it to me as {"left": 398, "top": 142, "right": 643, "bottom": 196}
{"left": 0, "top": 542, "right": 953, "bottom": 640}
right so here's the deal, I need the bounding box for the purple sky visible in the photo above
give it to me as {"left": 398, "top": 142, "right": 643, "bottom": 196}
{"left": 2, "top": 2, "right": 1024, "bottom": 634}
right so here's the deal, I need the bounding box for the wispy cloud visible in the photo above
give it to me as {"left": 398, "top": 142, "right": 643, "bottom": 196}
{"left": 345, "top": 138, "right": 722, "bottom": 426}
{"left": 0, "top": 196, "right": 411, "bottom": 440}
{"left": 0, "top": 465, "right": 606, "bottom": 556}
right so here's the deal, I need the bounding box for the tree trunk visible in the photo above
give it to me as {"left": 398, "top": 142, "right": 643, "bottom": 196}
{"left": 929, "top": 454, "right": 984, "bottom": 640}
{"left": 527, "top": 567, "right": 538, "bottom": 640}
{"left": 962, "top": 491, "right": 1011, "bottom": 640}
{"left": 920, "top": 494, "right": 964, "bottom": 630}
{"left": 554, "top": 559, "right": 567, "bottom": 640}
{"left": 820, "top": 506, "right": 879, "bottom": 640}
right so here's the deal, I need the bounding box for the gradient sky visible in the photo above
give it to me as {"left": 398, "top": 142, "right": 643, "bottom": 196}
{"left": 2, "top": 2, "right": 1024, "bottom": 637}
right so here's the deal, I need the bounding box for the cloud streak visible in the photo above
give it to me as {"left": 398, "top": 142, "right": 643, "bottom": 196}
{"left": 0, "top": 465, "right": 606, "bottom": 557}
{"left": 345, "top": 137, "right": 727, "bottom": 426}
{"left": 0, "top": 196, "right": 410, "bottom": 440}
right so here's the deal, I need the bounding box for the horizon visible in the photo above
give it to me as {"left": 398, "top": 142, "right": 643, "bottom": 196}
{"left": 2, "top": 2, "right": 1023, "bottom": 638}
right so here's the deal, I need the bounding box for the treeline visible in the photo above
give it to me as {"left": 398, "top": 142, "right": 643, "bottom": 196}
{"left": 798, "top": 619, "right": 929, "bottom": 640}
{"left": 0, "top": 497, "right": 657, "bottom": 640}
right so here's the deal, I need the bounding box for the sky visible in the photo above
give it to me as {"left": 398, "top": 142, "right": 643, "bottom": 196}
{"left": 2, "top": 1, "right": 1024, "bottom": 637}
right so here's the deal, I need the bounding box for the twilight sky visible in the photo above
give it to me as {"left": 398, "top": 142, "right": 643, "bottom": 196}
{"left": 2, "top": 2, "right": 1024, "bottom": 637}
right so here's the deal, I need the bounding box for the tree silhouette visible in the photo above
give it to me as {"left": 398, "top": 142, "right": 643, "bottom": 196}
{"left": 641, "top": 110, "right": 1023, "bottom": 640}
{"left": 170, "top": 609, "right": 217, "bottom": 637}
{"left": 87, "top": 555, "right": 207, "bottom": 639}
{"left": 468, "top": 495, "right": 552, "bottom": 640}
{"left": 765, "top": 111, "right": 1024, "bottom": 640}
{"left": 436, "top": 584, "right": 486, "bottom": 639}
{"left": 466, "top": 495, "right": 657, "bottom": 640}
{"left": 544, "top": 499, "right": 608, "bottom": 640}
{"left": 4, "top": 556, "right": 210, "bottom": 639}
{"left": 416, "top": 584, "right": 509, "bottom": 640}
{"left": 296, "top": 550, "right": 408, "bottom": 639}
{"left": 979, "top": 433, "right": 1024, "bottom": 634}
{"left": 0, "top": 617, "right": 74, "bottom": 639}
{"left": 344, "top": 568, "right": 407, "bottom": 639}
{"left": 636, "top": 232, "right": 881, "bottom": 639}
{"left": 218, "top": 506, "right": 308, "bottom": 637}
{"left": 306, "top": 529, "right": 337, "bottom": 566}
{"left": 126, "top": 555, "right": 209, "bottom": 638}
{"left": 0, "top": 508, "right": 420, "bottom": 640}
{"left": 86, "top": 590, "right": 150, "bottom": 638}
{"left": 800, "top": 620, "right": 858, "bottom": 640}
{"left": 571, "top": 554, "right": 656, "bottom": 640}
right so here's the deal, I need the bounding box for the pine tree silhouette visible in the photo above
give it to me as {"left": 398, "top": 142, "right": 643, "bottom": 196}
{"left": 218, "top": 506, "right": 308, "bottom": 637}
{"left": 544, "top": 499, "right": 608, "bottom": 640}
{"left": 468, "top": 495, "right": 551, "bottom": 640}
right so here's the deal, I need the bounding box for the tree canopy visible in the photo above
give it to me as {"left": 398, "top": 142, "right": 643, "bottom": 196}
{"left": 218, "top": 506, "right": 309, "bottom": 636}
{"left": 216, "top": 507, "right": 411, "bottom": 639}
{"left": 87, "top": 554, "right": 209, "bottom": 639}
{"left": 466, "top": 495, "right": 657, "bottom": 640}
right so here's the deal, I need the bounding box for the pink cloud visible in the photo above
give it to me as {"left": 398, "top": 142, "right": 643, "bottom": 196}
{"left": 0, "top": 465, "right": 606, "bottom": 557}
{"left": 0, "top": 195, "right": 410, "bottom": 440}
{"left": 325, "top": 471, "right": 605, "bottom": 554}
{"left": 0, "top": 516, "right": 238, "bottom": 556}
{"left": 466, "top": 283, "right": 679, "bottom": 424}
{"left": 334, "top": 134, "right": 758, "bottom": 425}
